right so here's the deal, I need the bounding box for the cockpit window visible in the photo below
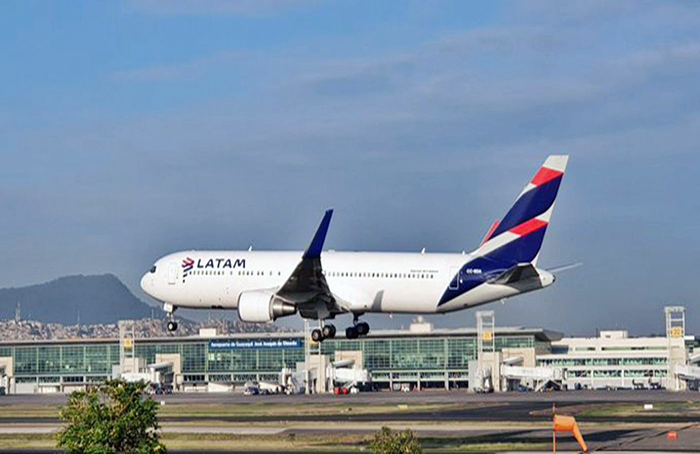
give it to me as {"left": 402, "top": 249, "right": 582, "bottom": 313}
{"left": 149, "top": 266, "right": 157, "bottom": 274}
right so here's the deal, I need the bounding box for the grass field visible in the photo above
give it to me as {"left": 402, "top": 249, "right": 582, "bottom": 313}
{"left": 575, "top": 401, "right": 700, "bottom": 418}
{"left": 0, "top": 432, "right": 548, "bottom": 452}
{"left": 0, "top": 434, "right": 55, "bottom": 450}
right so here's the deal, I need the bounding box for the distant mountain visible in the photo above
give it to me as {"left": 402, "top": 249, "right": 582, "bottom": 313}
{"left": 0, "top": 274, "right": 156, "bottom": 325}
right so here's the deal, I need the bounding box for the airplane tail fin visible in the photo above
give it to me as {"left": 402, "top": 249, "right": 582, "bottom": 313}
{"left": 474, "top": 155, "right": 569, "bottom": 266}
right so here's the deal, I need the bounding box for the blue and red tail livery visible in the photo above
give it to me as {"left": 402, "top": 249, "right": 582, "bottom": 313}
{"left": 438, "top": 155, "right": 569, "bottom": 306}
{"left": 476, "top": 155, "right": 568, "bottom": 265}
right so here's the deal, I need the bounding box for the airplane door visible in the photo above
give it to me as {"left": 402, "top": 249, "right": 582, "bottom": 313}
{"left": 168, "top": 263, "right": 177, "bottom": 285}
{"left": 449, "top": 266, "right": 460, "bottom": 290}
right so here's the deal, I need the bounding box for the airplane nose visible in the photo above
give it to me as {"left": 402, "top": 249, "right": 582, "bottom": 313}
{"left": 140, "top": 273, "right": 152, "bottom": 296}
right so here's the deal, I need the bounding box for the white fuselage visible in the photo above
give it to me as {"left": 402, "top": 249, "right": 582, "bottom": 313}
{"left": 140, "top": 250, "right": 553, "bottom": 316}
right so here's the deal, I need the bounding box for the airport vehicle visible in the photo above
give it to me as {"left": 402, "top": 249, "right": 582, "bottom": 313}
{"left": 141, "top": 155, "right": 570, "bottom": 341}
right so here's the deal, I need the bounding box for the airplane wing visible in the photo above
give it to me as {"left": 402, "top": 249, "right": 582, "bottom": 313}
{"left": 276, "top": 209, "right": 343, "bottom": 318}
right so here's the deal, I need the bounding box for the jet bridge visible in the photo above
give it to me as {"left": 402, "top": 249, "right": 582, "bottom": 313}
{"left": 282, "top": 334, "right": 371, "bottom": 394}
{"left": 675, "top": 365, "right": 700, "bottom": 381}
{"left": 501, "top": 364, "right": 563, "bottom": 392}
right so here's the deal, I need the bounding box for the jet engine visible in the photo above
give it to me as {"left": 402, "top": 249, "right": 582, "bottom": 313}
{"left": 237, "top": 291, "right": 296, "bottom": 323}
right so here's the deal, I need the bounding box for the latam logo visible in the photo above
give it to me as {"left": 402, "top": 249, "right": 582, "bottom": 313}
{"left": 182, "top": 257, "right": 246, "bottom": 278}
{"left": 182, "top": 257, "right": 194, "bottom": 277}
{"left": 196, "top": 258, "right": 246, "bottom": 269}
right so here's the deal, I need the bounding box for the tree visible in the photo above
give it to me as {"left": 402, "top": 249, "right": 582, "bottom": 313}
{"left": 57, "top": 379, "right": 166, "bottom": 454}
{"left": 369, "top": 426, "right": 422, "bottom": 454}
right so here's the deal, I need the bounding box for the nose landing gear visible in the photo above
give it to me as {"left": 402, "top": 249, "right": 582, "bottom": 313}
{"left": 164, "top": 303, "right": 178, "bottom": 332}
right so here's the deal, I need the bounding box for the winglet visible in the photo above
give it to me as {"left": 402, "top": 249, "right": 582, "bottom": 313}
{"left": 303, "top": 209, "right": 333, "bottom": 259}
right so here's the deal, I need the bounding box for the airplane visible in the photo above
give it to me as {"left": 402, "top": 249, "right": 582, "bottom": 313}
{"left": 141, "top": 155, "right": 570, "bottom": 342}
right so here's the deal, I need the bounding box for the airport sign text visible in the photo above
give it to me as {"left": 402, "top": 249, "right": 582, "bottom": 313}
{"left": 209, "top": 339, "right": 302, "bottom": 350}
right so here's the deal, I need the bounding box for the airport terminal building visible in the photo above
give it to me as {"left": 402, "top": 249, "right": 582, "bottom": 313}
{"left": 1, "top": 307, "right": 697, "bottom": 394}
{"left": 0, "top": 320, "right": 557, "bottom": 394}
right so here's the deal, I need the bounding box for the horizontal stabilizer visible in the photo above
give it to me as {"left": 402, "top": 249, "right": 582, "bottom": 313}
{"left": 489, "top": 263, "right": 539, "bottom": 285}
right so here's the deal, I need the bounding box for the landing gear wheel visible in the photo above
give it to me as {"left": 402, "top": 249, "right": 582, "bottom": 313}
{"left": 164, "top": 303, "right": 178, "bottom": 333}
{"left": 345, "top": 326, "right": 359, "bottom": 339}
{"left": 356, "top": 322, "right": 370, "bottom": 336}
{"left": 311, "top": 329, "right": 324, "bottom": 342}
{"left": 322, "top": 324, "right": 336, "bottom": 339}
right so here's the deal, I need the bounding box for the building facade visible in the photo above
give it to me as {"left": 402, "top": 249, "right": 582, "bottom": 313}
{"left": 537, "top": 330, "right": 695, "bottom": 391}
{"left": 2, "top": 308, "right": 696, "bottom": 394}
{"left": 0, "top": 324, "right": 558, "bottom": 394}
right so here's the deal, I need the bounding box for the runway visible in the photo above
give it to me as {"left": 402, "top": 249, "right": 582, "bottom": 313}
{"left": 2, "top": 390, "right": 699, "bottom": 452}
{"left": 2, "top": 389, "right": 700, "bottom": 423}
{"left": 3, "top": 388, "right": 698, "bottom": 405}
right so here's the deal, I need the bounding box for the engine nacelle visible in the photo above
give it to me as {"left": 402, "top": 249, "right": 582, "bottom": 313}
{"left": 237, "top": 291, "right": 296, "bottom": 323}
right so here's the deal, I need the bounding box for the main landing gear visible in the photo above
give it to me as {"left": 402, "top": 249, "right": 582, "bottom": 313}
{"left": 164, "top": 303, "right": 178, "bottom": 332}
{"left": 310, "top": 316, "right": 371, "bottom": 342}
{"left": 345, "top": 321, "right": 369, "bottom": 339}
{"left": 311, "top": 323, "right": 336, "bottom": 342}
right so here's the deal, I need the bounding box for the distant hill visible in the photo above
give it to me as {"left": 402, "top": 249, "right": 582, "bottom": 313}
{"left": 0, "top": 274, "right": 156, "bottom": 325}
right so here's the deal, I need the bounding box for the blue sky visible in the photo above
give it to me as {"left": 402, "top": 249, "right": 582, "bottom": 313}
{"left": 1, "top": 0, "right": 699, "bottom": 334}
